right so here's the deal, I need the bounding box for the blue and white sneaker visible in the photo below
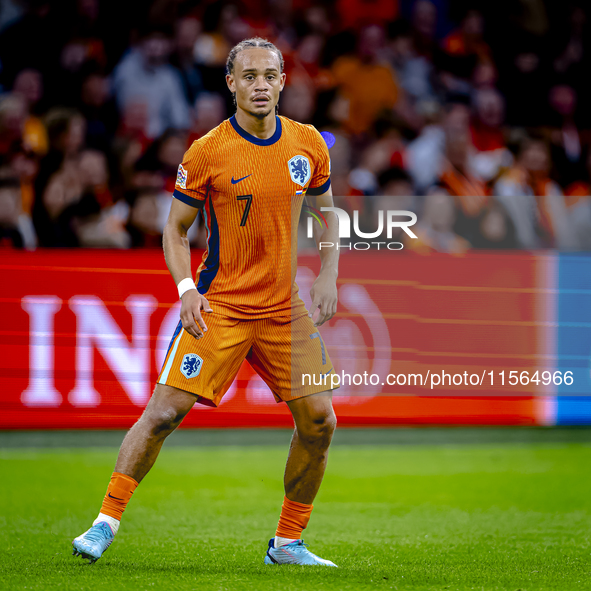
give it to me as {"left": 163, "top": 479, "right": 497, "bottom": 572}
{"left": 72, "top": 522, "right": 114, "bottom": 563}
{"left": 264, "top": 538, "right": 337, "bottom": 566}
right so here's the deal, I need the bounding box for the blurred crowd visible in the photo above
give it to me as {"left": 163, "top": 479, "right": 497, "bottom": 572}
{"left": 1, "top": 0, "right": 591, "bottom": 252}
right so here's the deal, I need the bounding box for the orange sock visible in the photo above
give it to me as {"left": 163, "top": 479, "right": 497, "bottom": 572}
{"left": 100, "top": 472, "right": 138, "bottom": 521}
{"left": 275, "top": 496, "right": 313, "bottom": 540}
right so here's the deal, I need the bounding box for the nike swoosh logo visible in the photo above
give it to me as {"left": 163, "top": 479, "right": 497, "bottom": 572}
{"left": 231, "top": 174, "right": 252, "bottom": 184}
{"left": 108, "top": 493, "right": 124, "bottom": 501}
{"left": 322, "top": 368, "right": 333, "bottom": 378}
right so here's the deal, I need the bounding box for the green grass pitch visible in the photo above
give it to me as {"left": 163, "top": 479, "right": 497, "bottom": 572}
{"left": 1, "top": 428, "right": 591, "bottom": 591}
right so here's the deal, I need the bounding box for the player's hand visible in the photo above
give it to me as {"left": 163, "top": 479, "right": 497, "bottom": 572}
{"left": 309, "top": 274, "right": 338, "bottom": 327}
{"left": 180, "top": 290, "right": 213, "bottom": 339}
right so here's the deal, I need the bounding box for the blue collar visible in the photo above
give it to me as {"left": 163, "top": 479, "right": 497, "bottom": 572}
{"left": 230, "top": 114, "right": 282, "bottom": 146}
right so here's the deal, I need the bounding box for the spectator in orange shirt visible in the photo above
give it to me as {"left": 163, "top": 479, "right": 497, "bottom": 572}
{"left": 331, "top": 24, "right": 399, "bottom": 136}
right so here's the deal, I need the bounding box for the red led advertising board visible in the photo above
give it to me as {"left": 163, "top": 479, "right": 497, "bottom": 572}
{"left": 0, "top": 250, "right": 549, "bottom": 429}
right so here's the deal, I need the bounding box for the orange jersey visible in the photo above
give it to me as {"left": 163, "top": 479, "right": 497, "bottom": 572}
{"left": 173, "top": 115, "right": 330, "bottom": 318}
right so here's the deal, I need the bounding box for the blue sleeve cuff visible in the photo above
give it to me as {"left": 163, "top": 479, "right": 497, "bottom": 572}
{"left": 173, "top": 189, "right": 205, "bottom": 209}
{"left": 306, "top": 177, "right": 331, "bottom": 196}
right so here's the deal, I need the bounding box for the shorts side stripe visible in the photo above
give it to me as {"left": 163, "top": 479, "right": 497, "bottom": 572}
{"left": 159, "top": 329, "right": 184, "bottom": 384}
{"left": 162, "top": 320, "right": 183, "bottom": 370}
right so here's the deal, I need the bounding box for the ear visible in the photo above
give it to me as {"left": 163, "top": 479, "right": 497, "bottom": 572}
{"left": 279, "top": 72, "right": 286, "bottom": 92}
{"left": 226, "top": 73, "right": 235, "bottom": 94}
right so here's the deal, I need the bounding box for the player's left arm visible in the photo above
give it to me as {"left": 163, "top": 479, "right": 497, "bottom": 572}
{"left": 305, "top": 186, "right": 339, "bottom": 327}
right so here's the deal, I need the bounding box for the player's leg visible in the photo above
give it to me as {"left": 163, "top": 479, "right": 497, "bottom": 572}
{"left": 72, "top": 383, "right": 197, "bottom": 562}
{"left": 249, "top": 312, "right": 339, "bottom": 565}
{"left": 113, "top": 383, "right": 197, "bottom": 483}
{"left": 283, "top": 391, "right": 336, "bottom": 505}
{"left": 264, "top": 391, "right": 338, "bottom": 566}
{"left": 73, "top": 313, "right": 253, "bottom": 563}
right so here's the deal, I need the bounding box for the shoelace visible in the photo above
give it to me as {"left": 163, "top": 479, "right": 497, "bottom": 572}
{"left": 281, "top": 541, "right": 307, "bottom": 551}
{"left": 84, "top": 524, "right": 111, "bottom": 544}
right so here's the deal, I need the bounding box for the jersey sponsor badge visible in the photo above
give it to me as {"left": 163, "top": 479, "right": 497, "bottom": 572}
{"left": 176, "top": 164, "right": 188, "bottom": 190}
{"left": 288, "top": 155, "right": 311, "bottom": 187}
{"left": 180, "top": 353, "right": 203, "bottom": 378}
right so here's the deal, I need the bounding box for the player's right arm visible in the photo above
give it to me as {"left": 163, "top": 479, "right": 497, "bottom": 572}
{"left": 163, "top": 190, "right": 212, "bottom": 340}
{"left": 165, "top": 140, "right": 213, "bottom": 339}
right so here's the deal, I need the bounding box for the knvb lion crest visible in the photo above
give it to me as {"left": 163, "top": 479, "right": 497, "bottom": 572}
{"left": 288, "top": 155, "right": 311, "bottom": 187}
{"left": 181, "top": 353, "right": 203, "bottom": 379}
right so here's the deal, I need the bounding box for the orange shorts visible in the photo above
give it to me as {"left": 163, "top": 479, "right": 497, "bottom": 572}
{"left": 157, "top": 309, "right": 337, "bottom": 406}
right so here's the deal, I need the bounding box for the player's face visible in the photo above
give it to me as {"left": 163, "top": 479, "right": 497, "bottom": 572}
{"left": 227, "top": 48, "right": 285, "bottom": 119}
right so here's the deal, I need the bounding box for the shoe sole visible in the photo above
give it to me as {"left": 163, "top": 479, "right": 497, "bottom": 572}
{"left": 264, "top": 552, "right": 337, "bottom": 567}
{"left": 72, "top": 543, "right": 100, "bottom": 564}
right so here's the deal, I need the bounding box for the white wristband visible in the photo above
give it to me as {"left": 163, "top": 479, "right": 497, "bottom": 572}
{"left": 177, "top": 278, "right": 197, "bottom": 299}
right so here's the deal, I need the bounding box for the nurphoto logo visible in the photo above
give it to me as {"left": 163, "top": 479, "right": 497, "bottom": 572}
{"left": 304, "top": 206, "right": 418, "bottom": 250}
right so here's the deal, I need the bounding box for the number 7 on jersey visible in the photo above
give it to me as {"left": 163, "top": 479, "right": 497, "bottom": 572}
{"left": 237, "top": 194, "right": 253, "bottom": 226}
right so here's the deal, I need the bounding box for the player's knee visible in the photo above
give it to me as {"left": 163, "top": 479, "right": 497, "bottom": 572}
{"left": 299, "top": 410, "right": 336, "bottom": 448}
{"left": 323, "top": 410, "right": 337, "bottom": 442}
{"left": 142, "top": 406, "right": 184, "bottom": 437}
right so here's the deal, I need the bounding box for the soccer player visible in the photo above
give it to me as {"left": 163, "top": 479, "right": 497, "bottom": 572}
{"left": 72, "top": 37, "right": 340, "bottom": 567}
